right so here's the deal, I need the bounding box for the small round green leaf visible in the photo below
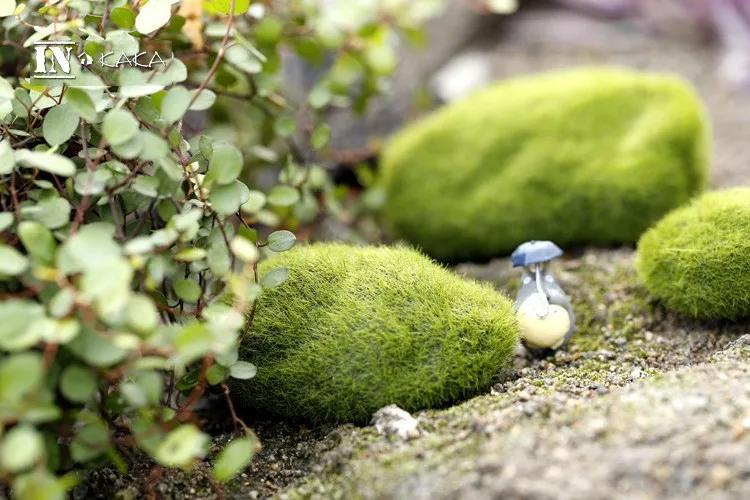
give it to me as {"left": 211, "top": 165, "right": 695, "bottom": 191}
{"left": 102, "top": 109, "right": 139, "bottom": 146}
{"left": 210, "top": 180, "right": 250, "bottom": 216}
{"left": 0, "top": 244, "right": 29, "bottom": 276}
{"left": 273, "top": 115, "right": 296, "bottom": 138}
{"left": 60, "top": 364, "right": 98, "bottom": 403}
{"left": 139, "top": 131, "right": 169, "bottom": 161}
{"left": 260, "top": 267, "right": 289, "bottom": 289}
{"left": 154, "top": 424, "right": 209, "bottom": 468}
{"left": 175, "top": 248, "right": 208, "bottom": 262}
{"left": 308, "top": 84, "right": 332, "bottom": 109}
{"left": 33, "top": 197, "right": 71, "bottom": 229}
{"left": 0, "top": 139, "right": 15, "bottom": 175}
{"left": 229, "top": 361, "right": 257, "bottom": 380}
{"left": 0, "top": 1, "right": 16, "bottom": 20}
{"left": 224, "top": 45, "right": 263, "bottom": 74}
{"left": 135, "top": 0, "right": 172, "bottom": 34}
{"left": 229, "top": 236, "right": 259, "bottom": 263}
{"left": 212, "top": 438, "right": 256, "bottom": 482}
{"left": 74, "top": 169, "right": 112, "bottom": 196}
{"left": 126, "top": 294, "right": 159, "bottom": 335}
{"left": 208, "top": 0, "right": 251, "bottom": 15}
{"left": 111, "top": 7, "right": 136, "bottom": 30}
{"left": 48, "top": 289, "right": 75, "bottom": 318}
{"left": 70, "top": 421, "right": 109, "bottom": 462}
{"left": 176, "top": 367, "right": 202, "bottom": 392}
{"left": 216, "top": 348, "right": 239, "bottom": 367}
{"left": 1, "top": 425, "right": 44, "bottom": 472}
{"left": 0, "top": 352, "right": 43, "bottom": 405}
{"left": 199, "top": 135, "right": 213, "bottom": 160}
{"left": 16, "top": 150, "right": 76, "bottom": 177}
{"left": 67, "top": 328, "right": 127, "bottom": 367}
{"left": 43, "top": 104, "right": 80, "bottom": 146}
{"left": 206, "top": 363, "right": 228, "bottom": 385}
{"left": 174, "top": 279, "right": 202, "bottom": 303}
{"left": 65, "top": 88, "right": 98, "bottom": 122}
{"left": 207, "top": 144, "right": 243, "bottom": 185}
{"left": 267, "top": 230, "right": 296, "bottom": 252}
{"left": 189, "top": 89, "right": 217, "bottom": 111}
{"left": 240, "top": 190, "right": 267, "bottom": 214}
{"left": 364, "top": 44, "right": 397, "bottom": 76}
{"left": 0, "top": 212, "right": 13, "bottom": 232}
{"left": 161, "top": 86, "right": 190, "bottom": 124}
{"left": 18, "top": 221, "right": 56, "bottom": 264}
{"left": 132, "top": 175, "right": 160, "bottom": 198}
{"left": 268, "top": 186, "right": 300, "bottom": 207}
{"left": 311, "top": 124, "right": 331, "bottom": 150}
{"left": 207, "top": 242, "right": 231, "bottom": 276}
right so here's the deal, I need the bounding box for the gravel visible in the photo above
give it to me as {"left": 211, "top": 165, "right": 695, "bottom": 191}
{"left": 382, "top": 340, "right": 750, "bottom": 500}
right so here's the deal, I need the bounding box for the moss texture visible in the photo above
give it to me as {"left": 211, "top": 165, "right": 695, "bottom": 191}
{"left": 380, "top": 67, "right": 710, "bottom": 262}
{"left": 231, "top": 243, "right": 519, "bottom": 423}
{"left": 637, "top": 188, "right": 750, "bottom": 319}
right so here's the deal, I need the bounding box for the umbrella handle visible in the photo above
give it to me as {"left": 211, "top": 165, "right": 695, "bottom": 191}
{"left": 535, "top": 265, "right": 550, "bottom": 318}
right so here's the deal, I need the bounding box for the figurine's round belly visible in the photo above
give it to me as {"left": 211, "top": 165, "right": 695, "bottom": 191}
{"left": 517, "top": 294, "right": 571, "bottom": 349}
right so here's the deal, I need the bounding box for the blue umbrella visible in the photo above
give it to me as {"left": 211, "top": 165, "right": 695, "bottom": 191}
{"left": 511, "top": 240, "right": 563, "bottom": 268}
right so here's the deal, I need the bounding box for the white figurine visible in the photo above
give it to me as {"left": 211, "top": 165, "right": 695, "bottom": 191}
{"left": 512, "top": 241, "right": 575, "bottom": 356}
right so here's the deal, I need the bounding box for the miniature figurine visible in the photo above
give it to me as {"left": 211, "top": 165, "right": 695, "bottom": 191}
{"left": 511, "top": 240, "right": 575, "bottom": 356}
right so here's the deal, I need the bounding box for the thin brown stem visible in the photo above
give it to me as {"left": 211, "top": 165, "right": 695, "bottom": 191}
{"left": 188, "top": 0, "right": 237, "bottom": 109}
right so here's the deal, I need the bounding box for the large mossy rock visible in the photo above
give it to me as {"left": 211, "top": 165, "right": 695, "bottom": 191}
{"left": 380, "top": 67, "right": 710, "bottom": 262}
{"left": 638, "top": 188, "right": 750, "bottom": 319}
{"left": 232, "top": 243, "right": 519, "bottom": 423}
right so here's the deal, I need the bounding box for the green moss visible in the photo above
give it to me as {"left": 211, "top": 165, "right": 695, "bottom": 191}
{"left": 380, "top": 67, "right": 710, "bottom": 262}
{"left": 637, "top": 188, "right": 750, "bottom": 319}
{"left": 231, "top": 243, "right": 519, "bottom": 423}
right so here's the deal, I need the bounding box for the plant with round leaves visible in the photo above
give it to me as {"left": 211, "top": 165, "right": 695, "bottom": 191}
{"left": 0, "top": 0, "right": 445, "bottom": 495}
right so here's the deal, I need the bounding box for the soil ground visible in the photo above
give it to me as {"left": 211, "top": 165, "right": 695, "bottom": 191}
{"left": 83, "top": 5, "right": 750, "bottom": 499}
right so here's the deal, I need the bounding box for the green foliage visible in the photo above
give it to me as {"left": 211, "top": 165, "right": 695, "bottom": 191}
{"left": 0, "top": 0, "right": 443, "bottom": 493}
{"left": 212, "top": 437, "right": 256, "bottom": 482}
{"left": 637, "top": 188, "right": 750, "bottom": 319}
{"left": 380, "top": 67, "right": 710, "bottom": 262}
{"left": 231, "top": 244, "right": 520, "bottom": 423}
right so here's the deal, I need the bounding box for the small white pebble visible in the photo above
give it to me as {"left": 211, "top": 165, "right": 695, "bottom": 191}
{"left": 372, "top": 404, "right": 421, "bottom": 440}
{"left": 247, "top": 3, "right": 266, "bottom": 19}
{"left": 629, "top": 367, "right": 647, "bottom": 381}
{"left": 431, "top": 51, "right": 492, "bottom": 103}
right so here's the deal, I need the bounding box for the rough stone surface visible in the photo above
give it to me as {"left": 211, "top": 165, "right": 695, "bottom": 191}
{"left": 362, "top": 350, "right": 750, "bottom": 499}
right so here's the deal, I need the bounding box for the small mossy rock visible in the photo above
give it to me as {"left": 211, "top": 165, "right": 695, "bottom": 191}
{"left": 380, "top": 67, "right": 710, "bottom": 262}
{"left": 637, "top": 188, "right": 750, "bottom": 319}
{"left": 231, "top": 243, "right": 519, "bottom": 423}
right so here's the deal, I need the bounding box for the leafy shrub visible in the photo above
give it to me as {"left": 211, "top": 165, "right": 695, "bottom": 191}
{"left": 0, "top": 0, "right": 443, "bottom": 495}
{"left": 637, "top": 188, "right": 750, "bottom": 319}
{"left": 230, "top": 243, "right": 519, "bottom": 423}
{"left": 379, "top": 67, "right": 710, "bottom": 262}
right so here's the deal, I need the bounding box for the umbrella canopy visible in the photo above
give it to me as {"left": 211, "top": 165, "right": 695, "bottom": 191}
{"left": 511, "top": 240, "right": 563, "bottom": 268}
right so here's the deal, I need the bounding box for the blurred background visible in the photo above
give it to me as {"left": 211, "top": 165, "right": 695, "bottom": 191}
{"left": 314, "top": 0, "right": 750, "bottom": 190}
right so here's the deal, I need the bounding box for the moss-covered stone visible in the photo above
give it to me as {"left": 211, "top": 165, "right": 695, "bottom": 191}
{"left": 637, "top": 188, "right": 750, "bottom": 319}
{"left": 380, "top": 67, "right": 710, "bottom": 262}
{"left": 231, "top": 243, "right": 519, "bottom": 423}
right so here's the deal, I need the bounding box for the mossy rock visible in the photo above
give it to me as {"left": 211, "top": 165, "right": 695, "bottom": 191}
{"left": 380, "top": 67, "right": 710, "bottom": 262}
{"left": 231, "top": 243, "right": 519, "bottom": 423}
{"left": 637, "top": 188, "right": 750, "bottom": 319}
